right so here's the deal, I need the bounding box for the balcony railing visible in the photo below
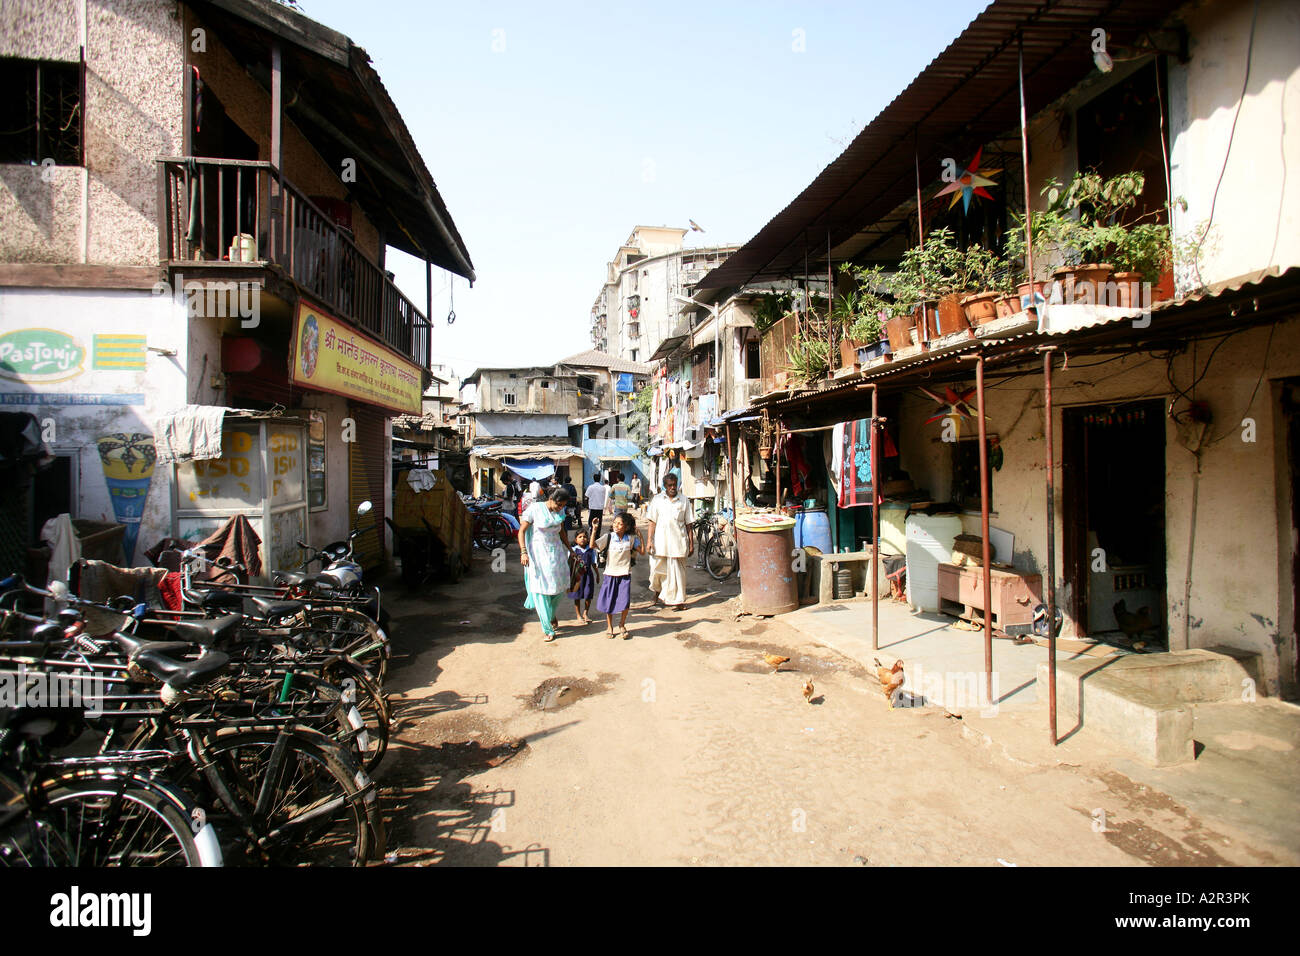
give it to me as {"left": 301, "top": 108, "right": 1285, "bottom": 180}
{"left": 158, "top": 156, "right": 432, "bottom": 370}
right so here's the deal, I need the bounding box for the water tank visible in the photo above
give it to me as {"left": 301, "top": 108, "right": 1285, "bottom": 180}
{"left": 794, "top": 508, "right": 832, "bottom": 554}
{"left": 905, "top": 513, "right": 963, "bottom": 612}
{"left": 880, "top": 502, "right": 909, "bottom": 555}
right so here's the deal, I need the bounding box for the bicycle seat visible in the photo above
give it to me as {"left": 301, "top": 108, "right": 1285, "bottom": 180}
{"left": 273, "top": 570, "right": 332, "bottom": 589}
{"left": 249, "top": 596, "right": 303, "bottom": 620}
{"left": 133, "top": 647, "right": 230, "bottom": 690}
{"left": 113, "top": 633, "right": 196, "bottom": 660}
{"left": 160, "top": 614, "right": 243, "bottom": 646}
{"left": 197, "top": 589, "right": 243, "bottom": 613}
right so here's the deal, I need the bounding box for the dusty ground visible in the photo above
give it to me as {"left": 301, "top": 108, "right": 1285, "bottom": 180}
{"left": 372, "top": 546, "right": 1295, "bottom": 867}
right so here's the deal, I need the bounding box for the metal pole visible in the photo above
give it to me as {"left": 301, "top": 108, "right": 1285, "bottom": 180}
{"left": 1043, "top": 346, "right": 1058, "bottom": 744}
{"left": 725, "top": 423, "right": 739, "bottom": 519}
{"left": 976, "top": 353, "right": 993, "bottom": 703}
{"left": 1018, "top": 34, "right": 1036, "bottom": 311}
{"left": 871, "top": 385, "right": 880, "bottom": 651}
{"left": 774, "top": 419, "right": 783, "bottom": 510}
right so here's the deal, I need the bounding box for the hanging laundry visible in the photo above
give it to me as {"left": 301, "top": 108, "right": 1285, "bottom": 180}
{"left": 838, "top": 418, "right": 875, "bottom": 508}
{"left": 782, "top": 433, "right": 812, "bottom": 500}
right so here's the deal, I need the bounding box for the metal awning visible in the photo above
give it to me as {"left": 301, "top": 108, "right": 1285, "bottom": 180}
{"left": 696, "top": 0, "right": 1185, "bottom": 295}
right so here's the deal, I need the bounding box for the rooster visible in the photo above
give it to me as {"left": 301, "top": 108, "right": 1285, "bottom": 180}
{"left": 1113, "top": 600, "right": 1156, "bottom": 643}
{"left": 874, "top": 657, "right": 905, "bottom": 708}
{"left": 762, "top": 653, "right": 791, "bottom": 674}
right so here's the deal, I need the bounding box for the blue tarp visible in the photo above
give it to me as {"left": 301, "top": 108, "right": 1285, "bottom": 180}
{"left": 616, "top": 372, "right": 635, "bottom": 393}
{"left": 505, "top": 459, "right": 556, "bottom": 481}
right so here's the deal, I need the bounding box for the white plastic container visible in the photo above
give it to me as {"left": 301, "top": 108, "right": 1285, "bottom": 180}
{"left": 904, "top": 513, "right": 963, "bottom": 612}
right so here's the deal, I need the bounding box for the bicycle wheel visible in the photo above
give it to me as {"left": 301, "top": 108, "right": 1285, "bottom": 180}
{"left": 490, "top": 516, "right": 515, "bottom": 550}
{"left": 1, "top": 773, "right": 213, "bottom": 867}
{"left": 302, "top": 607, "right": 389, "bottom": 683}
{"left": 200, "top": 727, "right": 375, "bottom": 866}
{"left": 706, "top": 533, "right": 738, "bottom": 580}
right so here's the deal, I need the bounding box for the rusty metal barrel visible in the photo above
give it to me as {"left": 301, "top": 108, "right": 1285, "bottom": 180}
{"left": 735, "top": 513, "right": 799, "bottom": 615}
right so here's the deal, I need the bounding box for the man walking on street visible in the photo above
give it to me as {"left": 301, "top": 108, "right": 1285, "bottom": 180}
{"left": 609, "top": 470, "right": 631, "bottom": 519}
{"left": 630, "top": 473, "right": 642, "bottom": 511}
{"left": 647, "top": 472, "right": 692, "bottom": 610}
{"left": 585, "top": 472, "right": 608, "bottom": 538}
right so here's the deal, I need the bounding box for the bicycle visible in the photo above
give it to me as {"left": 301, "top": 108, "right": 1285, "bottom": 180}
{"left": 690, "top": 509, "right": 738, "bottom": 581}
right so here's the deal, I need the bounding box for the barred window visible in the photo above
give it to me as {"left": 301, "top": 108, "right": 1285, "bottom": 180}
{"left": 0, "top": 57, "right": 83, "bottom": 166}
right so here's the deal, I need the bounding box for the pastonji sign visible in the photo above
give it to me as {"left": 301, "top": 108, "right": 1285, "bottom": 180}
{"left": 288, "top": 303, "right": 422, "bottom": 415}
{"left": 0, "top": 328, "right": 86, "bottom": 384}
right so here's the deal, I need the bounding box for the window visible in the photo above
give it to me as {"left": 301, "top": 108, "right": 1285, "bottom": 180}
{"left": 952, "top": 436, "right": 996, "bottom": 511}
{"left": 508, "top": 372, "right": 518, "bottom": 379}
{"left": 746, "top": 341, "right": 761, "bottom": 379}
{"left": 577, "top": 375, "right": 595, "bottom": 391}
{"left": 0, "top": 57, "right": 83, "bottom": 166}
{"left": 630, "top": 349, "right": 638, "bottom": 362}
{"left": 502, "top": 391, "right": 517, "bottom": 406}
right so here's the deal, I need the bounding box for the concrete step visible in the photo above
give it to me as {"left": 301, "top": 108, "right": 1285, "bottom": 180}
{"left": 1036, "top": 647, "right": 1263, "bottom": 766}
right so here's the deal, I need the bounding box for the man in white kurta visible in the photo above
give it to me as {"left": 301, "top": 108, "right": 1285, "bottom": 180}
{"left": 647, "top": 473, "right": 693, "bottom": 608}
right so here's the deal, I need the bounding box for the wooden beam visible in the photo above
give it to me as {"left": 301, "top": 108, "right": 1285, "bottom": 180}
{"left": 0, "top": 264, "right": 161, "bottom": 290}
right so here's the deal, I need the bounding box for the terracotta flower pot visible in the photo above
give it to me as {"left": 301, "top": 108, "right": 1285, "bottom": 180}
{"left": 994, "top": 294, "right": 1018, "bottom": 319}
{"left": 1017, "top": 280, "right": 1047, "bottom": 312}
{"left": 912, "top": 304, "right": 939, "bottom": 344}
{"left": 839, "top": 339, "right": 863, "bottom": 368}
{"left": 935, "top": 293, "right": 971, "bottom": 336}
{"left": 885, "top": 315, "right": 914, "bottom": 352}
{"left": 1110, "top": 271, "right": 1143, "bottom": 309}
{"left": 1055, "top": 264, "right": 1115, "bottom": 304}
{"left": 961, "top": 290, "right": 1000, "bottom": 325}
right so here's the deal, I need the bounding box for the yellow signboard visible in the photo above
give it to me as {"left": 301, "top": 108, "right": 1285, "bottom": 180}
{"left": 289, "top": 302, "right": 423, "bottom": 414}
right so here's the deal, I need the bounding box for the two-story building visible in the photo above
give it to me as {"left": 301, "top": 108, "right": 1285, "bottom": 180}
{"left": 464, "top": 351, "right": 649, "bottom": 496}
{"left": 698, "top": 0, "right": 1300, "bottom": 706}
{"left": 0, "top": 0, "right": 473, "bottom": 576}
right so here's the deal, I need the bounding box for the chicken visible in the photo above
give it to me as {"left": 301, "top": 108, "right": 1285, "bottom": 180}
{"left": 802, "top": 678, "right": 815, "bottom": 703}
{"left": 873, "top": 657, "right": 905, "bottom": 708}
{"left": 1113, "top": 600, "right": 1155, "bottom": 642}
{"left": 762, "top": 653, "right": 791, "bottom": 673}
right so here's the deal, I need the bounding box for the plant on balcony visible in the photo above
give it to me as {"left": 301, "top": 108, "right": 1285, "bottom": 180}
{"left": 752, "top": 291, "right": 795, "bottom": 333}
{"left": 890, "top": 227, "right": 982, "bottom": 337}
{"left": 786, "top": 328, "right": 831, "bottom": 386}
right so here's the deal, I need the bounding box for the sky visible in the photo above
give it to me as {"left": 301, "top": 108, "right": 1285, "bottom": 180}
{"left": 294, "top": 0, "right": 990, "bottom": 381}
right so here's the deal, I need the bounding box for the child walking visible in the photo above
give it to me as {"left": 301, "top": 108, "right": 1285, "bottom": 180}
{"left": 567, "top": 530, "right": 597, "bottom": 624}
{"left": 594, "top": 513, "right": 644, "bottom": 639}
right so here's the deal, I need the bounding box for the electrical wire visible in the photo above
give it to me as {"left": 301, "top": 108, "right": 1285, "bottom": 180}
{"left": 1192, "top": 0, "right": 1259, "bottom": 289}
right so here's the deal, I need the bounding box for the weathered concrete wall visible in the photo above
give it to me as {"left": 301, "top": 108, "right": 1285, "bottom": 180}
{"left": 895, "top": 316, "right": 1300, "bottom": 695}
{"left": 0, "top": 285, "right": 189, "bottom": 561}
{"left": 474, "top": 412, "right": 569, "bottom": 439}
{"left": 1168, "top": 0, "right": 1300, "bottom": 288}
{"left": 0, "top": 0, "right": 185, "bottom": 265}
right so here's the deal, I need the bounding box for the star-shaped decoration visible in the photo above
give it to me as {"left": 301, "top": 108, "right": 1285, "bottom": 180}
{"left": 919, "top": 385, "right": 988, "bottom": 438}
{"left": 935, "top": 147, "right": 1001, "bottom": 213}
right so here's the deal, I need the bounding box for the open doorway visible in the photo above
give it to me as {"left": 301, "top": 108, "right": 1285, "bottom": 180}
{"left": 1062, "top": 398, "right": 1167, "bottom": 647}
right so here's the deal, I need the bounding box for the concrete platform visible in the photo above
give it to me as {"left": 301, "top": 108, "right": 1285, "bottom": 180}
{"left": 784, "top": 596, "right": 1096, "bottom": 714}
{"left": 1039, "top": 647, "right": 1264, "bottom": 766}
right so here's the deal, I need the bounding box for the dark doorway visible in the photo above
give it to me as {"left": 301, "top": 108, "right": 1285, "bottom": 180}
{"left": 191, "top": 85, "right": 259, "bottom": 260}
{"left": 1282, "top": 381, "right": 1300, "bottom": 692}
{"left": 1062, "top": 399, "right": 1167, "bottom": 646}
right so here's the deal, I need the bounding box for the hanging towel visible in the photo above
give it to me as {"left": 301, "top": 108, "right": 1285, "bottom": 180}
{"left": 41, "top": 513, "right": 82, "bottom": 586}
{"left": 838, "top": 418, "right": 875, "bottom": 508}
{"left": 154, "top": 405, "right": 232, "bottom": 464}
{"left": 197, "top": 513, "right": 262, "bottom": 579}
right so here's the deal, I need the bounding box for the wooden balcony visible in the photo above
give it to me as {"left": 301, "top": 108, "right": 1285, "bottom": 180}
{"left": 158, "top": 157, "right": 431, "bottom": 370}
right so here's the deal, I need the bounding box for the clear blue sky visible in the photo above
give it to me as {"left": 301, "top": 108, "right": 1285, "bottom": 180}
{"left": 296, "top": 0, "right": 989, "bottom": 377}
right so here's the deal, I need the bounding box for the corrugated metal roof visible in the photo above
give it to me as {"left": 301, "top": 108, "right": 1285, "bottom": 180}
{"left": 697, "top": 0, "right": 1185, "bottom": 294}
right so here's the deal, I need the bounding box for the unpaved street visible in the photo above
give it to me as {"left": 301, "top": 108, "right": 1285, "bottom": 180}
{"left": 374, "top": 552, "right": 1290, "bottom": 867}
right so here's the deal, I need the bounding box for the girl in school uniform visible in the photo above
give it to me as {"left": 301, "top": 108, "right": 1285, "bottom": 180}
{"left": 567, "top": 529, "right": 597, "bottom": 624}
{"left": 594, "top": 512, "right": 645, "bottom": 639}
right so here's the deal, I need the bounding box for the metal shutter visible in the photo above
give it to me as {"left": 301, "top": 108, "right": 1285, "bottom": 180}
{"left": 348, "top": 402, "right": 388, "bottom": 571}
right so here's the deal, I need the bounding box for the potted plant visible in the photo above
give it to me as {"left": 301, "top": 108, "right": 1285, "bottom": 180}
{"left": 958, "top": 243, "right": 1003, "bottom": 325}
{"left": 787, "top": 327, "right": 831, "bottom": 386}
{"left": 835, "top": 264, "right": 891, "bottom": 365}
{"left": 892, "top": 228, "right": 972, "bottom": 338}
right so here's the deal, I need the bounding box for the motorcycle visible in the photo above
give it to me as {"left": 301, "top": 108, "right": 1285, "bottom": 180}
{"left": 277, "top": 501, "right": 386, "bottom": 628}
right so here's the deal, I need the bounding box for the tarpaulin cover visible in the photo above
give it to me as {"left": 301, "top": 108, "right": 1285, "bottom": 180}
{"left": 616, "top": 372, "right": 635, "bottom": 393}
{"left": 505, "top": 459, "right": 556, "bottom": 481}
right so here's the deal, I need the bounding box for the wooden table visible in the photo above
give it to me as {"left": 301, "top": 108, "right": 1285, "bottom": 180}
{"left": 937, "top": 562, "right": 1042, "bottom": 629}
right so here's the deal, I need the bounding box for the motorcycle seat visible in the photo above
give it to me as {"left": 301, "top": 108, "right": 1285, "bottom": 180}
{"left": 250, "top": 596, "right": 303, "bottom": 621}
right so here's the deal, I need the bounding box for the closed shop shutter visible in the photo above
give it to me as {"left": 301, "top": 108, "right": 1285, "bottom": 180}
{"left": 348, "top": 402, "right": 388, "bottom": 571}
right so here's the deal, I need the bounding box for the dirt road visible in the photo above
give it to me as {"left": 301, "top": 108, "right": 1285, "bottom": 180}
{"left": 374, "top": 549, "right": 1290, "bottom": 867}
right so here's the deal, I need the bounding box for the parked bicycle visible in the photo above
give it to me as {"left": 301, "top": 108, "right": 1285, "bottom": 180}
{"left": 691, "top": 508, "right": 738, "bottom": 581}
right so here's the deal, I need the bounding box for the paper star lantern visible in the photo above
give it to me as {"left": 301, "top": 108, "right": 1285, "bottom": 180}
{"left": 935, "top": 147, "right": 1001, "bottom": 214}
